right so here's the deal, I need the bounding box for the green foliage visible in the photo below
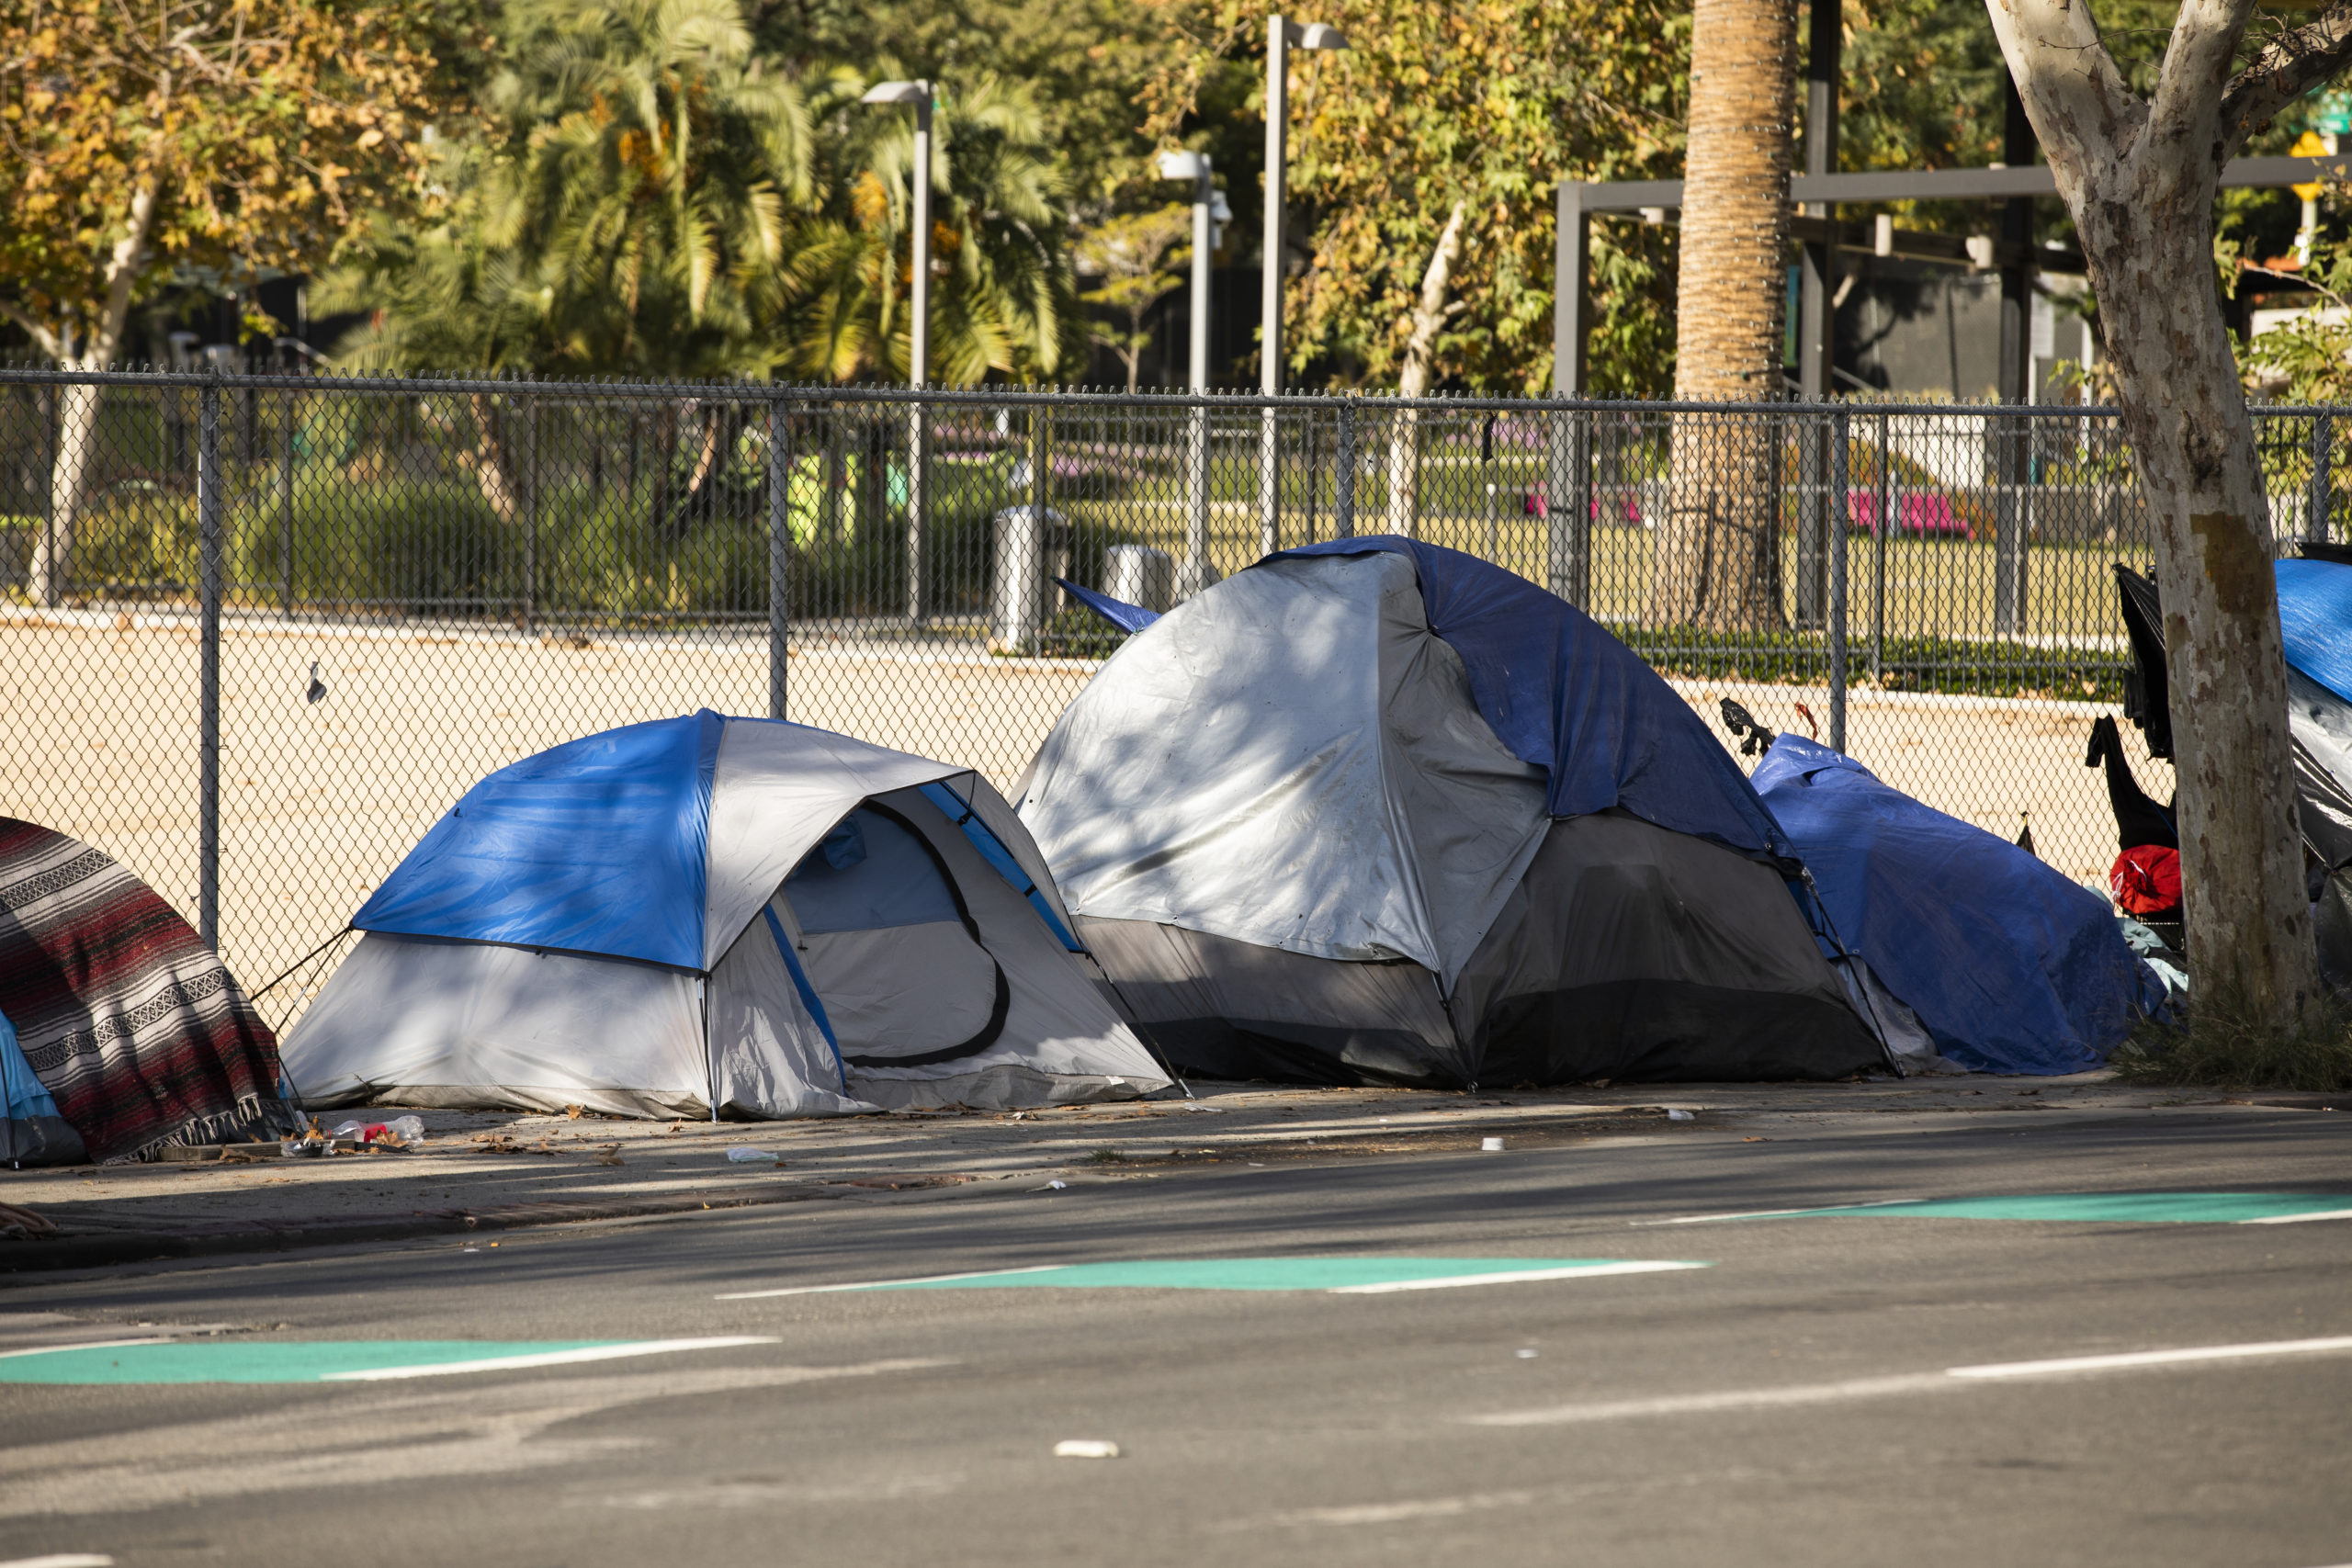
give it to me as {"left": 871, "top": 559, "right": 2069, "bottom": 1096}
{"left": 2113, "top": 991, "right": 2352, "bottom": 1091}
{"left": 1075, "top": 206, "right": 1192, "bottom": 392}
{"left": 322, "top": 0, "right": 1080, "bottom": 386}
{"left": 2236, "top": 243, "right": 2352, "bottom": 404}
{"left": 791, "top": 74, "right": 1083, "bottom": 385}
{"left": 749, "top": 0, "right": 1178, "bottom": 209}
{"left": 1634, "top": 626, "right": 2126, "bottom": 701}
{"left": 323, "top": 0, "right": 811, "bottom": 380}
{"left": 1140, "top": 0, "right": 1689, "bottom": 396}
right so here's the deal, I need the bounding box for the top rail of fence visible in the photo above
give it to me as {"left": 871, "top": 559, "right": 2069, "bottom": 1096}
{"left": 0, "top": 365, "right": 2178, "bottom": 417}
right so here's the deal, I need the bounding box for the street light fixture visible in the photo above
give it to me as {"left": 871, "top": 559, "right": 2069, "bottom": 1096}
{"left": 1259, "top": 17, "right": 1347, "bottom": 557}
{"left": 862, "top": 78, "right": 933, "bottom": 624}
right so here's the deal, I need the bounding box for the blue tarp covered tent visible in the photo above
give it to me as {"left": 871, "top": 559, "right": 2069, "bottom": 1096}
{"left": 1754, "top": 736, "right": 2166, "bottom": 1074}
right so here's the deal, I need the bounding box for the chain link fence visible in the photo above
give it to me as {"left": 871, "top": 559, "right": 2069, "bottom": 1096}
{"left": 5, "top": 368, "right": 2331, "bottom": 1025}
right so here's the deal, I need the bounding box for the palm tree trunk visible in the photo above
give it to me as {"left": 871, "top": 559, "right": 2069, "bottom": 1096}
{"left": 1655, "top": 0, "right": 1797, "bottom": 629}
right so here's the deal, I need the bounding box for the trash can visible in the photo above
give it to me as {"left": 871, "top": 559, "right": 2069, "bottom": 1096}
{"left": 990, "top": 505, "right": 1070, "bottom": 653}
{"left": 1102, "top": 545, "right": 1174, "bottom": 614}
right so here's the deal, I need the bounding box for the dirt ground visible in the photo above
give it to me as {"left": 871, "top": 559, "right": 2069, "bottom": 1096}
{"left": 0, "top": 609, "right": 2161, "bottom": 1020}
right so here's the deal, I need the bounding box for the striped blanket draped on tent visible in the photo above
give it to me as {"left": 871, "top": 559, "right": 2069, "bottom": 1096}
{"left": 0, "top": 819, "right": 297, "bottom": 1162}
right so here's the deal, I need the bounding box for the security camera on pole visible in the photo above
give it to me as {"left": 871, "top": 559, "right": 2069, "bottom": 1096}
{"left": 1258, "top": 17, "right": 1347, "bottom": 559}
{"left": 863, "top": 79, "right": 933, "bottom": 624}
{"left": 1159, "top": 149, "right": 1231, "bottom": 597}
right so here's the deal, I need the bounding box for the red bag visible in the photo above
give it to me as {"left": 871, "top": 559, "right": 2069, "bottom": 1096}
{"left": 2109, "top": 844, "right": 2182, "bottom": 916}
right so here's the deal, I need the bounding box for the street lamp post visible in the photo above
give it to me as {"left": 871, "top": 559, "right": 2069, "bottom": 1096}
{"left": 1159, "top": 150, "right": 1229, "bottom": 596}
{"left": 1259, "top": 16, "right": 1346, "bottom": 558}
{"left": 863, "top": 79, "right": 933, "bottom": 624}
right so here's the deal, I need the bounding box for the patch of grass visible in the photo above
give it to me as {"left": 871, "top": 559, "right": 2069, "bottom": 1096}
{"left": 2112, "top": 989, "right": 2352, "bottom": 1091}
{"left": 1084, "top": 1147, "right": 1129, "bottom": 1164}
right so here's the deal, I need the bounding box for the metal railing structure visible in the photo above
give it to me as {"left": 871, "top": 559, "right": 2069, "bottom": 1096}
{"left": 1, "top": 367, "right": 2330, "bottom": 1021}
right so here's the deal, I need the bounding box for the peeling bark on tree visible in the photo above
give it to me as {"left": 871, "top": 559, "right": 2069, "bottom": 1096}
{"left": 1657, "top": 0, "right": 1796, "bottom": 630}
{"left": 1984, "top": 0, "right": 2352, "bottom": 1026}
{"left": 1385, "top": 201, "right": 1467, "bottom": 536}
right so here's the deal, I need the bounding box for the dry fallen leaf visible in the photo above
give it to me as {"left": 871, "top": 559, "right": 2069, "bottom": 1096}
{"left": 565, "top": 1104, "right": 586, "bottom": 1120}
{"left": 594, "top": 1145, "right": 624, "bottom": 1167}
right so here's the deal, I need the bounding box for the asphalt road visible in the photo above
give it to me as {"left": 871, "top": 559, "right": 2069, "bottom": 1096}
{"left": 3, "top": 1105, "right": 2348, "bottom": 1567}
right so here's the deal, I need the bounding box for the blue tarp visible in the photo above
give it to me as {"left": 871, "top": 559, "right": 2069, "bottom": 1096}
{"left": 1753, "top": 736, "right": 2165, "bottom": 1074}
{"left": 0, "top": 1006, "right": 62, "bottom": 1123}
{"left": 2277, "top": 558, "right": 2352, "bottom": 702}
{"left": 356, "top": 712, "right": 722, "bottom": 969}
{"left": 1057, "top": 578, "right": 1161, "bottom": 634}
{"left": 1269, "top": 537, "right": 1796, "bottom": 863}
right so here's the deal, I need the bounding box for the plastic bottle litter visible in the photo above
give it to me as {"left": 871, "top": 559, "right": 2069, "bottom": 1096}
{"left": 1480, "top": 1136, "right": 1505, "bottom": 1152}
{"left": 1053, "top": 1439, "right": 1121, "bottom": 1460}
{"left": 383, "top": 1115, "right": 425, "bottom": 1144}
{"left": 727, "top": 1146, "right": 782, "bottom": 1164}
{"left": 1666, "top": 1109, "right": 1695, "bottom": 1122}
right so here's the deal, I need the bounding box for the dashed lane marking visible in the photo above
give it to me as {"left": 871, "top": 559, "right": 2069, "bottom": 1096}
{"left": 1470, "top": 1334, "right": 2352, "bottom": 1426}
{"left": 0, "top": 1337, "right": 779, "bottom": 1384}
{"left": 719, "top": 1258, "right": 1710, "bottom": 1298}
{"left": 1649, "top": 1192, "right": 2352, "bottom": 1226}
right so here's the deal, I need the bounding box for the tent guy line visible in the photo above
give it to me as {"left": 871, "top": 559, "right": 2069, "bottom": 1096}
{"left": 1468, "top": 1335, "right": 2352, "bottom": 1427}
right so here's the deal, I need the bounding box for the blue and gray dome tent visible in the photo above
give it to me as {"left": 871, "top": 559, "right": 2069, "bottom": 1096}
{"left": 284, "top": 712, "right": 1167, "bottom": 1116}
{"left": 1019, "top": 539, "right": 1884, "bottom": 1088}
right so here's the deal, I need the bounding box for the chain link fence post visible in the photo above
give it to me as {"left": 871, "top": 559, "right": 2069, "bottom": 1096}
{"left": 906, "top": 396, "right": 928, "bottom": 624}
{"left": 768, "top": 392, "right": 791, "bottom": 720}
{"left": 1795, "top": 400, "right": 1828, "bottom": 629}
{"left": 2312, "top": 411, "right": 2334, "bottom": 546}
{"left": 1182, "top": 400, "right": 1212, "bottom": 597}
{"left": 1333, "top": 399, "right": 1357, "bottom": 539}
{"left": 520, "top": 397, "right": 537, "bottom": 636}
{"left": 1993, "top": 412, "right": 2029, "bottom": 635}
{"left": 1258, "top": 405, "right": 1280, "bottom": 557}
{"left": 1829, "top": 404, "right": 1850, "bottom": 753}
{"left": 198, "top": 372, "right": 223, "bottom": 951}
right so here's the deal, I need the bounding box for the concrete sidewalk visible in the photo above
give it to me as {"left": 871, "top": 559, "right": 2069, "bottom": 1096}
{"left": 1, "top": 1073, "right": 2332, "bottom": 1274}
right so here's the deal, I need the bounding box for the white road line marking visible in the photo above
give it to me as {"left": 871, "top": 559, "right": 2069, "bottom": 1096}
{"left": 1471, "top": 1334, "right": 2352, "bottom": 1426}
{"left": 0, "top": 1338, "right": 172, "bottom": 1360}
{"left": 1634, "top": 1199, "right": 1918, "bottom": 1226}
{"left": 1470, "top": 1374, "right": 1946, "bottom": 1426}
{"left": 318, "top": 1337, "right": 779, "bottom": 1382}
{"left": 717, "top": 1266, "right": 1063, "bottom": 1299}
{"left": 2238, "top": 1208, "right": 2352, "bottom": 1225}
{"left": 1326, "top": 1262, "right": 1709, "bottom": 1294}
{"left": 0, "top": 1555, "right": 116, "bottom": 1568}
{"left": 1947, "top": 1336, "right": 2352, "bottom": 1380}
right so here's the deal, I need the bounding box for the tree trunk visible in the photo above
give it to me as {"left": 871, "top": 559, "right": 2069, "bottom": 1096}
{"left": 1655, "top": 0, "right": 1797, "bottom": 629}
{"left": 1984, "top": 0, "right": 2326, "bottom": 1028}
{"left": 1384, "top": 202, "right": 1467, "bottom": 537}
{"left": 2098, "top": 216, "right": 2315, "bottom": 1018}
{"left": 30, "top": 180, "right": 159, "bottom": 606}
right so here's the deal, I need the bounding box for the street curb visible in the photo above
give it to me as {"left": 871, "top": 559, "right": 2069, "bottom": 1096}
{"left": 0, "top": 1178, "right": 984, "bottom": 1274}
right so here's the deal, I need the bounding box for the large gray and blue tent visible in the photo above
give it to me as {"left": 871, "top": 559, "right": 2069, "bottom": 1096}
{"left": 284, "top": 712, "right": 1166, "bottom": 1116}
{"left": 1019, "top": 539, "right": 1883, "bottom": 1088}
